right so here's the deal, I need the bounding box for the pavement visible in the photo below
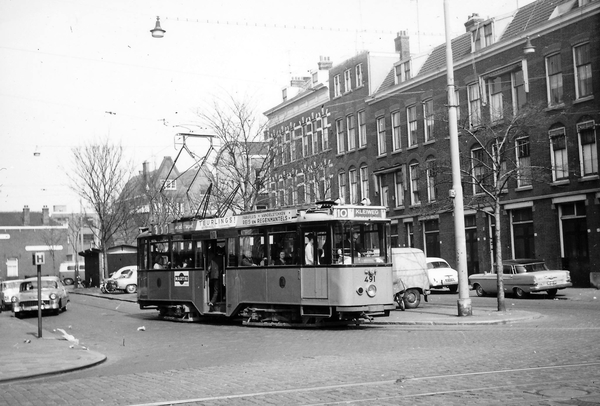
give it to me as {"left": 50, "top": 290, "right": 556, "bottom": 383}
{"left": 2, "top": 286, "right": 592, "bottom": 384}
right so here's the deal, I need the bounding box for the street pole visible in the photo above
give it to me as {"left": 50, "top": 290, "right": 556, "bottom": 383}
{"left": 444, "top": 0, "right": 472, "bottom": 316}
{"left": 36, "top": 263, "right": 43, "bottom": 338}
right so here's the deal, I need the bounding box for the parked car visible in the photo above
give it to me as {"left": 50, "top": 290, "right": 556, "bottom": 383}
{"left": 106, "top": 265, "right": 138, "bottom": 294}
{"left": 425, "top": 257, "right": 459, "bottom": 293}
{"left": 1, "top": 279, "right": 24, "bottom": 311}
{"left": 468, "top": 258, "right": 572, "bottom": 298}
{"left": 11, "top": 276, "right": 69, "bottom": 318}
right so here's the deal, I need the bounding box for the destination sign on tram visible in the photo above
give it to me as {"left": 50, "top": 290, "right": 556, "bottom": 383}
{"left": 333, "top": 207, "right": 386, "bottom": 219}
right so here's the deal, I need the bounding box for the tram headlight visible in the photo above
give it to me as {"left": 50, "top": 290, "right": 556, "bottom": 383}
{"left": 366, "top": 284, "right": 377, "bottom": 297}
{"left": 356, "top": 286, "right": 364, "bottom": 295}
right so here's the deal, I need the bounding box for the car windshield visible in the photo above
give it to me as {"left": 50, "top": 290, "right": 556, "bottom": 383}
{"left": 427, "top": 261, "right": 449, "bottom": 269}
{"left": 20, "top": 281, "right": 58, "bottom": 291}
{"left": 521, "top": 262, "right": 549, "bottom": 272}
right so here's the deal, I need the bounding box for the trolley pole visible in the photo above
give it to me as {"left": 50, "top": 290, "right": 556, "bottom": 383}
{"left": 444, "top": 0, "right": 472, "bottom": 316}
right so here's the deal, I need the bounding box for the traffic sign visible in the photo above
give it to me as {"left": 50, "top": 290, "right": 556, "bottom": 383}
{"left": 32, "top": 252, "right": 45, "bottom": 265}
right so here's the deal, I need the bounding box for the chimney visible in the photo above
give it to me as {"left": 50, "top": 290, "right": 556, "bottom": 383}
{"left": 317, "top": 56, "right": 332, "bottom": 70}
{"left": 23, "top": 205, "right": 30, "bottom": 226}
{"left": 42, "top": 205, "right": 50, "bottom": 225}
{"left": 394, "top": 31, "right": 410, "bottom": 60}
{"left": 464, "top": 13, "right": 485, "bottom": 32}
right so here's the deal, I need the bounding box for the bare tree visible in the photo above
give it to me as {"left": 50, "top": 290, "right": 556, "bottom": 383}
{"left": 40, "top": 227, "right": 67, "bottom": 276}
{"left": 433, "top": 102, "right": 551, "bottom": 311}
{"left": 197, "top": 95, "right": 275, "bottom": 214}
{"left": 68, "top": 139, "right": 135, "bottom": 283}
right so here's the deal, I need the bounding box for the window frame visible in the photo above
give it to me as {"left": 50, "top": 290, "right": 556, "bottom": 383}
{"left": 545, "top": 53, "right": 563, "bottom": 106}
{"left": 423, "top": 99, "right": 434, "bottom": 142}
{"left": 573, "top": 42, "right": 592, "bottom": 100}
{"left": 467, "top": 82, "right": 481, "bottom": 127}
{"left": 549, "top": 127, "right": 568, "bottom": 182}
{"left": 407, "top": 105, "right": 418, "bottom": 147}
{"left": 392, "top": 110, "right": 402, "bottom": 151}
{"left": 377, "top": 116, "right": 387, "bottom": 155}
{"left": 355, "top": 64, "right": 363, "bottom": 88}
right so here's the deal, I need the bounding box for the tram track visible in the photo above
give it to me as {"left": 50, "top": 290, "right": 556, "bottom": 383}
{"left": 128, "top": 361, "right": 600, "bottom": 406}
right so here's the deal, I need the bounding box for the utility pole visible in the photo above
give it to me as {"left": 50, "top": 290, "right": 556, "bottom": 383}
{"left": 444, "top": 0, "right": 472, "bottom": 316}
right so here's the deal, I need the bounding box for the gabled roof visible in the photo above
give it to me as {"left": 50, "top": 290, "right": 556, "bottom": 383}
{"left": 376, "top": 0, "right": 577, "bottom": 94}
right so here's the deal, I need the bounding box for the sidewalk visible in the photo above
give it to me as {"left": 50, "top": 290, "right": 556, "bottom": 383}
{"left": 0, "top": 288, "right": 547, "bottom": 384}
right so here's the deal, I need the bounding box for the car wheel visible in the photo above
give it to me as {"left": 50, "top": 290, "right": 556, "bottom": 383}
{"left": 514, "top": 287, "right": 528, "bottom": 299}
{"left": 394, "top": 293, "right": 406, "bottom": 311}
{"left": 63, "top": 278, "right": 74, "bottom": 285}
{"left": 403, "top": 289, "right": 421, "bottom": 309}
{"left": 546, "top": 288, "right": 558, "bottom": 298}
{"left": 448, "top": 285, "right": 458, "bottom": 293}
{"left": 125, "top": 284, "right": 137, "bottom": 294}
{"left": 474, "top": 284, "right": 486, "bottom": 297}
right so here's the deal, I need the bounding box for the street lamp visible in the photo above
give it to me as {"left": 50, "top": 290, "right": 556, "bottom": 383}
{"left": 150, "top": 16, "right": 166, "bottom": 38}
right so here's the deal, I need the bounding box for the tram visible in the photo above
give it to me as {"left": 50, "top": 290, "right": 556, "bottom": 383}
{"left": 137, "top": 201, "right": 396, "bottom": 326}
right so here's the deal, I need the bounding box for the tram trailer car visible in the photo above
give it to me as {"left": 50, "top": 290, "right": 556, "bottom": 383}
{"left": 137, "top": 203, "right": 396, "bottom": 327}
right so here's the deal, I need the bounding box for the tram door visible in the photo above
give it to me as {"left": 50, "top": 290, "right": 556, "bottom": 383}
{"left": 206, "top": 239, "right": 227, "bottom": 312}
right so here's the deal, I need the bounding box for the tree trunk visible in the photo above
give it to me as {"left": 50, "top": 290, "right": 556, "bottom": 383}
{"left": 494, "top": 200, "right": 506, "bottom": 311}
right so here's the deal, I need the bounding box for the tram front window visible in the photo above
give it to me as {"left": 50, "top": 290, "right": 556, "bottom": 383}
{"left": 332, "top": 223, "right": 386, "bottom": 265}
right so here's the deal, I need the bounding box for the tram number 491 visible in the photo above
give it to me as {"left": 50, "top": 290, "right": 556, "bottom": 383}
{"left": 364, "top": 274, "right": 376, "bottom": 282}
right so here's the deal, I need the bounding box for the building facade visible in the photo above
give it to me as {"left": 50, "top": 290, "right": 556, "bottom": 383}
{"left": 264, "top": 0, "right": 600, "bottom": 287}
{"left": 0, "top": 206, "right": 69, "bottom": 279}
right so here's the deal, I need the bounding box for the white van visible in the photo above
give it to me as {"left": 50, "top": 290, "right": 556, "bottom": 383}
{"left": 391, "top": 247, "right": 431, "bottom": 309}
{"left": 58, "top": 261, "right": 86, "bottom": 285}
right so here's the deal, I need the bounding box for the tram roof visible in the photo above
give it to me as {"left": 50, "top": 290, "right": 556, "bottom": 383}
{"left": 143, "top": 204, "right": 389, "bottom": 236}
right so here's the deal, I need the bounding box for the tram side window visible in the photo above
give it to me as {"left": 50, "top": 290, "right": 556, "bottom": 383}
{"left": 239, "top": 229, "right": 265, "bottom": 266}
{"left": 139, "top": 240, "right": 148, "bottom": 270}
{"left": 150, "top": 239, "right": 170, "bottom": 269}
{"left": 193, "top": 240, "right": 204, "bottom": 269}
{"left": 172, "top": 238, "right": 195, "bottom": 268}
{"left": 266, "top": 228, "right": 296, "bottom": 265}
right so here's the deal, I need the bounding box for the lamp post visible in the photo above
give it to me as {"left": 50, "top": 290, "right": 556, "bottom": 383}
{"left": 444, "top": 0, "right": 472, "bottom": 316}
{"left": 150, "top": 16, "right": 166, "bottom": 38}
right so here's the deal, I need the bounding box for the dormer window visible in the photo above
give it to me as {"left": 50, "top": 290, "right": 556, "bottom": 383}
{"left": 395, "top": 61, "right": 411, "bottom": 84}
{"left": 473, "top": 22, "right": 494, "bottom": 51}
{"left": 162, "top": 179, "right": 176, "bottom": 190}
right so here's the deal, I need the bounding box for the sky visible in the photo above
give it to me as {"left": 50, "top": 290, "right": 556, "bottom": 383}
{"left": 0, "top": 0, "right": 534, "bottom": 213}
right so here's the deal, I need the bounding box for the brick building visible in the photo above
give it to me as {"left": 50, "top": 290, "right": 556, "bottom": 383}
{"left": 264, "top": 0, "right": 600, "bottom": 286}
{"left": 0, "top": 206, "right": 68, "bottom": 279}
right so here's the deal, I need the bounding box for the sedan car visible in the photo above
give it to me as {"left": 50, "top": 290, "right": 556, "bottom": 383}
{"left": 1, "top": 279, "right": 23, "bottom": 311}
{"left": 106, "top": 265, "right": 138, "bottom": 294}
{"left": 469, "top": 258, "right": 572, "bottom": 298}
{"left": 425, "top": 257, "right": 458, "bottom": 293}
{"left": 11, "top": 276, "right": 69, "bottom": 317}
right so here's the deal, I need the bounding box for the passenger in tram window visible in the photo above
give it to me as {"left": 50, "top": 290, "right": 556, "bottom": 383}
{"left": 272, "top": 250, "right": 288, "bottom": 265}
{"left": 352, "top": 232, "right": 364, "bottom": 257}
{"left": 241, "top": 250, "right": 256, "bottom": 266}
{"left": 305, "top": 234, "right": 315, "bottom": 265}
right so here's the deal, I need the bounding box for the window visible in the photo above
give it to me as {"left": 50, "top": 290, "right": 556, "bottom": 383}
{"left": 338, "top": 172, "right": 346, "bottom": 204}
{"left": 392, "top": 111, "right": 402, "bottom": 151}
{"left": 512, "top": 69, "right": 526, "bottom": 113}
{"left": 322, "top": 116, "right": 329, "bottom": 150}
{"left": 471, "top": 147, "right": 485, "bottom": 195}
{"left": 162, "top": 179, "right": 176, "bottom": 190}
{"left": 394, "top": 168, "right": 404, "bottom": 208}
{"left": 511, "top": 208, "right": 535, "bottom": 258}
{"left": 407, "top": 105, "right": 418, "bottom": 146}
{"left": 574, "top": 43, "right": 592, "bottom": 99}
{"left": 377, "top": 116, "right": 387, "bottom": 155}
{"left": 455, "top": 89, "right": 461, "bottom": 123}
{"left": 355, "top": 64, "right": 363, "bottom": 88}
{"left": 7, "top": 258, "right": 18, "bottom": 277}
{"left": 333, "top": 74, "right": 341, "bottom": 97}
{"left": 546, "top": 53, "right": 563, "bottom": 106}
{"left": 349, "top": 168, "right": 357, "bottom": 203}
{"left": 405, "top": 221, "right": 414, "bottom": 248}
{"left": 395, "top": 61, "right": 411, "bottom": 84}
{"left": 358, "top": 110, "right": 367, "bottom": 148}
{"left": 426, "top": 159, "right": 436, "bottom": 202}
{"left": 423, "top": 219, "right": 440, "bottom": 257}
{"left": 468, "top": 83, "right": 482, "bottom": 127}
{"left": 409, "top": 162, "right": 420, "bottom": 206}
{"left": 360, "top": 166, "right": 369, "bottom": 201}
{"left": 344, "top": 69, "right": 352, "bottom": 92}
{"left": 578, "top": 121, "right": 598, "bottom": 177}
{"left": 516, "top": 137, "right": 532, "bottom": 188}
{"left": 549, "top": 127, "right": 568, "bottom": 182}
{"left": 423, "top": 99, "right": 434, "bottom": 142}
{"left": 346, "top": 114, "right": 356, "bottom": 151}
{"left": 488, "top": 77, "right": 503, "bottom": 122}
{"left": 473, "top": 23, "right": 493, "bottom": 51}
{"left": 336, "top": 119, "right": 345, "bottom": 154}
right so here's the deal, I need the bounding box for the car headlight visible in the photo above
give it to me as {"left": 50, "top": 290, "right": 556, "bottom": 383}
{"left": 49, "top": 293, "right": 57, "bottom": 300}
{"left": 366, "top": 284, "right": 377, "bottom": 297}
{"left": 11, "top": 296, "right": 17, "bottom": 303}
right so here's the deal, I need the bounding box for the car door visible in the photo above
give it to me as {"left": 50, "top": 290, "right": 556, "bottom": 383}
{"left": 502, "top": 265, "right": 516, "bottom": 292}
